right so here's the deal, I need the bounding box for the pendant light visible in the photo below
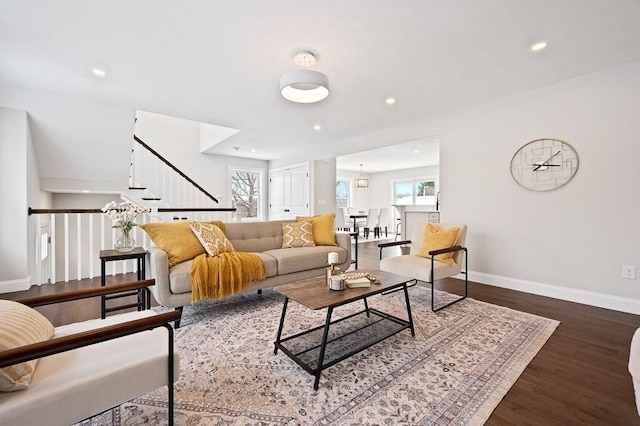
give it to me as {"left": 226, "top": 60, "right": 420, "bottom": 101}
{"left": 355, "top": 164, "right": 369, "bottom": 188}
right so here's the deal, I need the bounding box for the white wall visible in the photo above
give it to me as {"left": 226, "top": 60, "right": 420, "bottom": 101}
{"left": 0, "top": 107, "right": 29, "bottom": 290}
{"left": 430, "top": 60, "right": 640, "bottom": 312}
{"left": 0, "top": 84, "right": 135, "bottom": 193}
{"left": 311, "top": 158, "right": 337, "bottom": 215}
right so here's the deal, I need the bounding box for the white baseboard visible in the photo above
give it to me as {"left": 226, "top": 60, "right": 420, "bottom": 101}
{"left": 0, "top": 276, "right": 32, "bottom": 294}
{"left": 459, "top": 271, "right": 640, "bottom": 315}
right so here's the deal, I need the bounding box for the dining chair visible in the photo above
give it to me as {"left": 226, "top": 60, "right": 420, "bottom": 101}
{"left": 335, "top": 208, "right": 349, "bottom": 231}
{"left": 375, "top": 207, "right": 390, "bottom": 238}
{"left": 363, "top": 208, "right": 379, "bottom": 238}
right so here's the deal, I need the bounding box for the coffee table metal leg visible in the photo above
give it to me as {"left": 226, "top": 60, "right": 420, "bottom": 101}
{"left": 363, "top": 297, "right": 370, "bottom": 317}
{"left": 314, "top": 306, "right": 334, "bottom": 390}
{"left": 274, "top": 297, "right": 289, "bottom": 355}
{"left": 403, "top": 284, "right": 415, "bottom": 337}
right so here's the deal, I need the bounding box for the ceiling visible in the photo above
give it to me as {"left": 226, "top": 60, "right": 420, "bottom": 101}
{"left": 337, "top": 138, "right": 439, "bottom": 173}
{"left": 2, "top": 1, "right": 640, "bottom": 165}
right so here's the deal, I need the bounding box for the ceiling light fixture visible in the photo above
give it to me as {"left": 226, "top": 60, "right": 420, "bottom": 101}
{"left": 314, "top": 124, "right": 322, "bottom": 131}
{"left": 531, "top": 41, "right": 547, "bottom": 52}
{"left": 385, "top": 97, "right": 396, "bottom": 105}
{"left": 280, "top": 50, "right": 329, "bottom": 104}
{"left": 355, "top": 164, "right": 369, "bottom": 188}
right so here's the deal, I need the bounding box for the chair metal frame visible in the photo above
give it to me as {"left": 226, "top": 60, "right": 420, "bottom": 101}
{"left": 378, "top": 242, "right": 468, "bottom": 311}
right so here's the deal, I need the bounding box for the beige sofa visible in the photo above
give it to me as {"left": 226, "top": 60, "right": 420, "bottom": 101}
{"left": 146, "top": 220, "right": 352, "bottom": 310}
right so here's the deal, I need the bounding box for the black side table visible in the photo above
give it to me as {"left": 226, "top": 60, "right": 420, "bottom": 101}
{"left": 99, "top": 247, "right": 148, "bottom": 318}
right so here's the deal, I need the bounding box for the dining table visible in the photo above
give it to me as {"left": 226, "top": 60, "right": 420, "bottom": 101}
{"left": 349, "top": 214, "right": 367, "bottom": 233}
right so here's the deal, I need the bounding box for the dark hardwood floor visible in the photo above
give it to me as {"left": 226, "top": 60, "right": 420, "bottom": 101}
{"left": 3, "top": 238, "right": 639, "bottom": 425}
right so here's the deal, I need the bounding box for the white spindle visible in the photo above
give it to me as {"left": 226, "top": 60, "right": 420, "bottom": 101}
{"left": 64, "top": 213, "right": 69, "bottom": 282}
{"left": 89, "top": 214, "right": 94, "bottom": 279}
{"left": 76, "top": 213, "right": 82, "bottom": 280}
{"left": 50, "top": 214, "right": 56, "bottom": 285}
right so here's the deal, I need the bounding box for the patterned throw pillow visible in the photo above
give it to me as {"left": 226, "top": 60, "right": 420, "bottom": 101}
{"left": 282, "top": 221, "right": 316, "bottom": 248}
{"left": 190, "top": 223, "right": 235, "bottom": 256}
{"left": 0, "top": 300, "right": 55, "bottom": 392}
{"left": 417, "top": 223, "right": 460, "bottom": 266}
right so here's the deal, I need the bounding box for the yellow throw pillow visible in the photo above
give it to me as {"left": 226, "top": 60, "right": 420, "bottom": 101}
{"left": 282, "top": 221, "right": 316, "bottom": 248}
{"left": 190, "top": 222, "right": 235, "bottom": 256}
{"left": 417, "top": 223, "right": 460, "bottom": 266}
{"left": 0, "top": 300, "right": 55, "bottom": 392}
{"left": 140, "top": 221, "right": 206, "bottom": 268}
{"left": 296, "top": 213, "right": 337, "bottom": 246}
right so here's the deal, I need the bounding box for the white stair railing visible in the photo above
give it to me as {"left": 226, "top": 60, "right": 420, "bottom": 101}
{"left": 130, "top": 135, "right": 220, "bottom": 209}
{"left": 27, "top": 208, "right": 234, "bottom": 285}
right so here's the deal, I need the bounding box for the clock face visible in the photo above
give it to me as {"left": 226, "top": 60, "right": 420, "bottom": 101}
{"left": 510, "top": 138, "right": 579, "bottom": 192}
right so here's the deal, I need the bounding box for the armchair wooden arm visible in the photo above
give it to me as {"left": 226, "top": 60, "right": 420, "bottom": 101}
{"left": 378, "top": 240, "right": 412, "bottom": 259}
{"left": 17, "top": 279, "right": 155, "bottom": 307}
{"left": 0, "top": 310, "right": 181, "bottom": 368}
{"left": 427, "top": 245, "right": 463, "bottom": 256}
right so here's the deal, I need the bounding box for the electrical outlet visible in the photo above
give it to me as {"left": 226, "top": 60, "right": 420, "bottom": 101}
{"left": 623, "top": 266, "right": 636, "bottom": 280}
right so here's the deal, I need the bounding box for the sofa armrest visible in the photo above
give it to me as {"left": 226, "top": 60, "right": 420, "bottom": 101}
{"left": 335, "top": 232, "right": 352, "bottom": 270}
{"left": 147, "top": 246, "right": 174, "bottom": 307}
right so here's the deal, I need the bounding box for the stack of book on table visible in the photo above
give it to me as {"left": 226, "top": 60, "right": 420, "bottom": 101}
{"left": 345, "top": 277, "right": 371, "bottom": 288}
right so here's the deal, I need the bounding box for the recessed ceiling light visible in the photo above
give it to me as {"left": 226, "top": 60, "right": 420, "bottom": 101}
{"left": 250, "top": 148, "right": 256, "bottom": 153}
{"left": 313, "top": 124, "right": 322, "bottom": 131}
{"left": 91, "top": 68, "right": 107, "bottom": 77}
{"left": 413, "top": 150, "right": 419, "bottom": 154}
{"left": 385, "top": 97, "right": 396, "bottom": 105}
{"left": 531, "top": 42, "right": 547, "bottom": 52}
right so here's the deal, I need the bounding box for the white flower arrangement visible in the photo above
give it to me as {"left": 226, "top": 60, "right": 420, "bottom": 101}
{"left": 101, "top": 200, "right": 150, "bottom": 234}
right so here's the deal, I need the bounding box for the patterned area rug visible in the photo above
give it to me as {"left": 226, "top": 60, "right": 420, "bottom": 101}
{"left": 82, "top": 285, "right": 558, "bottom": 425}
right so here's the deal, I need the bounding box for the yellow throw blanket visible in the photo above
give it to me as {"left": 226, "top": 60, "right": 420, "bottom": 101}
{"left": 189, "top": 221, "right": 265, "bottom": 303}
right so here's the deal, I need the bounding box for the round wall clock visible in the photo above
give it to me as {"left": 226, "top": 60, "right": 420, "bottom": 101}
{"left": 510, "top": 138, "right": 579, "bottom": 192}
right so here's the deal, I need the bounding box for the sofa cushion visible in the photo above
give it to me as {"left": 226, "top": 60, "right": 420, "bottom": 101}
{"left": 141, "top": 221, "right": 206, "bottom": 268}
{"left": 282, "top": 222, "right": 315, "bottom": 248}
{"left": 0, "top": 300, "right": 55, "bottom": 392}
{"left": 190, "top": 222, "right": 235, "bottom": 256}
{"left": 265, "top": 246, "right": 347, "bottom": 275}
{"left": 296, "top": 213, "right": 337, "bottom": 246}
{"left": 168, "top": 253, "right": 278, "bottom": 295}
{"left": 224, "top": 220, "right": 289, "bottom": 253}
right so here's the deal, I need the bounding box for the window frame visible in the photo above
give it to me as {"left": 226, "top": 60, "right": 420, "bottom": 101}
{"left": 229, "top": 166, "right": 264, "bottom": 220}
{"left": 392, "top": 176, "right": 438, "bottom": 206}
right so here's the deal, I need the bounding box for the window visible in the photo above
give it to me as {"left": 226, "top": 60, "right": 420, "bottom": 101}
{"left": 394, "top": 178, "right": 437, "bottom": 206}
{"left": 231, "top": 169, "right": 262, "bottom": 219}
{"left": 336, "top": 180, "right": 350, "bottom": 208}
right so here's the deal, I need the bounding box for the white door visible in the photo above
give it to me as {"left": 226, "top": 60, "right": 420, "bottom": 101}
{"left": 269, "top": 164, "right": 310, "bottom": 220}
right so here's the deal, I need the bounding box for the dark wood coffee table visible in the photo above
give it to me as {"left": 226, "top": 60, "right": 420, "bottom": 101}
{"left": 273, "top": 269, "right": 415, "bottom": 389}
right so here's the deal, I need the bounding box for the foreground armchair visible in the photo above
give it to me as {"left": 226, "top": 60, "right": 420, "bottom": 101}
{"left": 0, "top": 280, "right": 182, "bottom": 426}
{"left": 379, "top": 223, "right": 468, "bottom": 311}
